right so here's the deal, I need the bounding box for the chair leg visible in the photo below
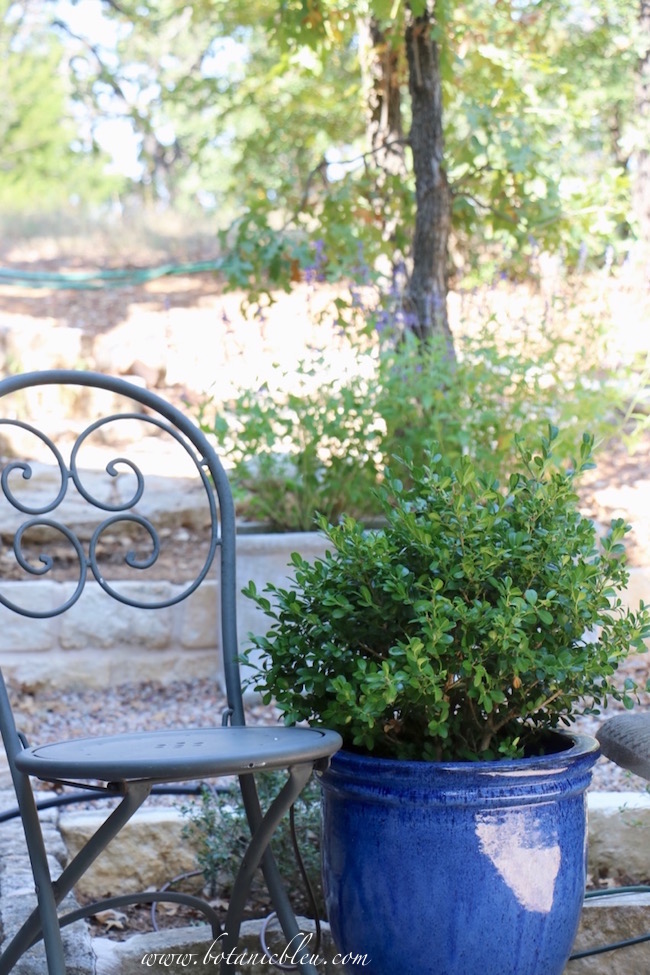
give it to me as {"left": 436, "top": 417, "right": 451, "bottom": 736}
{"left": 0, "top": 772, "right": 67, "bottom": 975}
{"left": 219, "top": 764, "right": 320, "bottom": 975}
{"left": 0, "top": 780, "right": 151, "bottom": 974}
{"left": 52, "top": 782, "right": 151, "bottom": 904}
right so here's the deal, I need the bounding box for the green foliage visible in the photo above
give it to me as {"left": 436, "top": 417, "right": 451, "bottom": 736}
{"left": 75, "top": 0, "right": 363, "bottom": 222}
{"left": 377, "top": 322, "right": 625, "bottom": 476}
{"left": 0, "top": 2, "right": 120, "bottom": 209}
{"left": 182, "top": 773, "right": 323, "bottom": 916}
{"left": 204, "top": 354, "right": 383, "bottom": 531}
{"left": 203, "top": 319, "right": 626, "bottom": 531}
{"left": 59, "top": 0, "right": 647, "bottom": 285}
{"left": 442, "top": 0, "right": 642, "bottom": 272}
{"left": 244, "top": 430, "right": 650, "bottom": 761}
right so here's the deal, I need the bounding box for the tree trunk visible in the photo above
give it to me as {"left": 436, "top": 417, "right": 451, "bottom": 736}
{"left": 357, "top": 16, "right": 406, "bottom": 178}
{"left": 634, "top": 0, "right": 650, "bottom": 248}
{"left": 404, "top": 7, "right": 453, "bottom": 354}
{"left": 357, "top": 15, "right": 408, "bottom": 269}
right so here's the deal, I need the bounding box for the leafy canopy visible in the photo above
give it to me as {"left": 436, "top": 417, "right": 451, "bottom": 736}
{"left": 0, "top": 1, "right": 119, "bottom": 209}
{"left": 46, "top": 0, "right": 645, "bottom": 281}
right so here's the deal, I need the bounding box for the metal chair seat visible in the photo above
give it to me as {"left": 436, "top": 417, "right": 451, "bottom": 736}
{"left": 16, "top": 725, "right": 341, "bottom": 783}
{"left": 597, "top": 712, "right": 650, "bottom": 781}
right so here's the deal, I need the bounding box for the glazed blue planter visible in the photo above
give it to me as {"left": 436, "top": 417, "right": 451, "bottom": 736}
{"left": 320, "top": 734, "right": 599, "bottom": 975}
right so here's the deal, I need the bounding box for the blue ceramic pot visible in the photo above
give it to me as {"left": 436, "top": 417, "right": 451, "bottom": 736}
{"left": 319, "top": 733, "right": 599, "bottom": 975}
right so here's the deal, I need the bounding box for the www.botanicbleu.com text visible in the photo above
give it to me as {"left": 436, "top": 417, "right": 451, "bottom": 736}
{"left": 140, "top": 932, "right": 370, "bottom": 968}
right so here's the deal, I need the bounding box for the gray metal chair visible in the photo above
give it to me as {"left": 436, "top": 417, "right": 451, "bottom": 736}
{"left": 598, "top": 713, "right": 650, "bottom": 782}
{"left": 0, "top": 369, "right": 341, "bottom": 975}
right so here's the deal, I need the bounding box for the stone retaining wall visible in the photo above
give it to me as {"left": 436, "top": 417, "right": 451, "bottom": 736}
{"left": 0, "top": 580, "right": 218, "bottom": 690}
{"left": 47, "top": 791, "right": 650, "bottom": 973}
{"left": 0, "top": 532, "right": 330, "bottom": 692}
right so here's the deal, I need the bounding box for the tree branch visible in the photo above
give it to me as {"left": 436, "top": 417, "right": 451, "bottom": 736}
{"left": 456, "top": 191, "right": 519, "bottom": 226}
{"left": 52, "top": 19, "right": 130, "bottom": 105}
{"left": 280, "top": 138, "right": 409, "bottom": 232}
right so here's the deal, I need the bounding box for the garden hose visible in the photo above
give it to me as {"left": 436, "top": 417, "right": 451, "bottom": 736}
{"left": 0, "top": 259, "right": 222, "bottom": 290}
{"left": 258, "top": 802, "right": 323, "bottom": 970}
{"left": 568, "top": 885, "right": 650, "bottom": 960}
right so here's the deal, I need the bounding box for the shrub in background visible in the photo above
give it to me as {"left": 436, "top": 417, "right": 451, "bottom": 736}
{"left": 201, "top": 315, "right": 628, "bottom": 531}
{"left": 204, "top": 358, "right": 383, "bottom": 531}
{"left": 377, "top": 322, "right": 624, "bottom": 478}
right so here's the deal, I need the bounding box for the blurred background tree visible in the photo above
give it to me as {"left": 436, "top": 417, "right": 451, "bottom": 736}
{"left": 633, "top": 0, "right": 650, "bottom": 246}
{"left": 0, "top": 0, "right": 119, "bottom": 209}
{"left": 2, "top": 0, "right": 648, "bottom": 336}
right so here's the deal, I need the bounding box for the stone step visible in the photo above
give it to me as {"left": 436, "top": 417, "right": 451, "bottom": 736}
{"left": 54, "top": 789, "right": 650, "bottom": 903}
{"left": 569, "top": 893, "right": 650, "bottom": 974}
{"left": 93, "top": 919, "right": 333, "bottom": 975}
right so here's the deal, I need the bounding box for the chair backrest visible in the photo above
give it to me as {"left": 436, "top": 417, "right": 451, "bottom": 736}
{"left": 0, "top": 369, "right": 245, "bottom": 723}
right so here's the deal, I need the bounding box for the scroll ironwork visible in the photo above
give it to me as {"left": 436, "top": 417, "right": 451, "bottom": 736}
{"left": 0, "top": 413, "right": 220, "bottom": 617}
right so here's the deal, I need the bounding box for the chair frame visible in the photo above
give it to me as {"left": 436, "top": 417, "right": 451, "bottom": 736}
{"left": 0, "top": 369, "right": 341, "bottom": 975}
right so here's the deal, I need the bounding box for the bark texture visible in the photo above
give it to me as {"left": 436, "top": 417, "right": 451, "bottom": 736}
{"left": 404, "top": 8, "right": 453, "bottom": 352}
{"left": 357, "top": 16, "right": 408, "bottom": 267}
{"left": 358, "top": 16, "right": 407, "bottom": 178}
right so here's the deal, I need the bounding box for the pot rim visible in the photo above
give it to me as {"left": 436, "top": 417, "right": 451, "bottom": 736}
{"left": 319, "top": 731, "right": 600, "bottom": 806}
{"left": 326, "top": 730, "right": 599, "bottom": 773}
